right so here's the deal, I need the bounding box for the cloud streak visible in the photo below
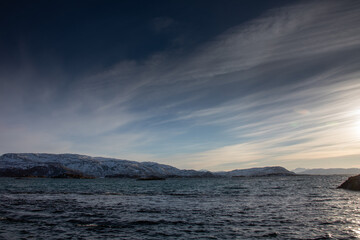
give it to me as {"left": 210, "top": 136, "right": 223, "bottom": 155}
{"left": 1, "top": 0, "right": 360, "bottom": 170}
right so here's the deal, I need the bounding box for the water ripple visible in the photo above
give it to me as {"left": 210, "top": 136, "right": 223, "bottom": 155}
{"left": 0, "top": 176, "right": 359, "bottom": 239}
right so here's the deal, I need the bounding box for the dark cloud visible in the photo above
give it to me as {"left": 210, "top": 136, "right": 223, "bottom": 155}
{"left": 151, "top": 17, "right": 174, "bottom": 32}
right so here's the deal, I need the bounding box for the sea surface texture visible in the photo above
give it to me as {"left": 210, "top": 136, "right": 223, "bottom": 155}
{"left": 0, "top": 176, "right": 359, "bottom": 239}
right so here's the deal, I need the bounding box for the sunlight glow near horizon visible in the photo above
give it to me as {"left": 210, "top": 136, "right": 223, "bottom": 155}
{"left": 349, "top": 109, "right": 360, "bottom": 140}
{"left": 356, "top": 119, "right": 360, "bottom": 139}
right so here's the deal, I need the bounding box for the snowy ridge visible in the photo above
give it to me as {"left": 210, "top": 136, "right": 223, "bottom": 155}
{"left": 0, "top": 153, "right": 190, "bottom": 177}
{"left": 0, "top": 153, "right": 294, "bottom": 178}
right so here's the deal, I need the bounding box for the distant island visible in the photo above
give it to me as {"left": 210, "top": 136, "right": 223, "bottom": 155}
{"left": 0, "top": 153, "right": 294, "bottom": 179}
{"left": 292, "top": 168, "right": 360, "bottom": 191}
{"left": 293, "top": 168, "right": 360, "bottom": 175}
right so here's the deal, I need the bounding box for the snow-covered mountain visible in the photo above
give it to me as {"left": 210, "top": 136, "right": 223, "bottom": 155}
{"left": 0, "top": 153, "right": 294, "bottom": 178}
{"left": 0, "top": 153, "right": 207, "bottom": 178}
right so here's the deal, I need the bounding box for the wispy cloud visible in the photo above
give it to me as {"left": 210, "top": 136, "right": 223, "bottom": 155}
{"left": 166, "top": 72, "right": 360, "bottom": 170}
{"left": 1, "top": 0, "right": 360, "bottom": 170}
{"left": 78, "top": 0, "right": 360, "bottom": 109}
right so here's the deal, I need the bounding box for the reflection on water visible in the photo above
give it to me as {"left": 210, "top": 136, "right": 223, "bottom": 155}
{"left": 0, "top": 175, "right": 359, "bottom": 239}
{"left": 350, "top": 219, "right": 360, "bottom": 238}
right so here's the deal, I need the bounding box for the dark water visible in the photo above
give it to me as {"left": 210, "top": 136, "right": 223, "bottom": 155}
{"left": 0, "top": 176, "right": 360, "bottom": 240}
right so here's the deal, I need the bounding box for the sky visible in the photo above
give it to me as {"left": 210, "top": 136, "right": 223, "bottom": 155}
{"left": 1, "top": 0, "right": 360, "bottom": 171}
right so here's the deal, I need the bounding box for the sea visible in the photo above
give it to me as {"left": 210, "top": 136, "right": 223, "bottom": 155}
{"left": 0, "top": 175, "right": 359, "bottom": 240}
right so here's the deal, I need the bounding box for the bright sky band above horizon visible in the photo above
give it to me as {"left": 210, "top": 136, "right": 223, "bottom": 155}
{"left": 0, "top": 0, "right": 360, "bottom": 171}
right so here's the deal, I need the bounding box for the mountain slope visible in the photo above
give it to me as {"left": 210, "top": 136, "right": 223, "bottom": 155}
{"left": 0, "top": 153, "right": 210, "bottom": 178}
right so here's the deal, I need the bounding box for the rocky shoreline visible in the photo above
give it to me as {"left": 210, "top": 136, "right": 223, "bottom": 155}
{"left": 338, "top": 174, "right": 360, "bottom": 191}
